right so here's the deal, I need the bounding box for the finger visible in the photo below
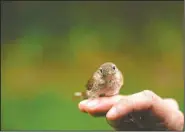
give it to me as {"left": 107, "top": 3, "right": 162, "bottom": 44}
{"left": 106, "top": 90, "right": 184, "bottom": 131}
{"left": 78, "top": 100, "right": 88, "bottom": 113}
{"left": 163, "top": 98, "right": 179, "bottom": 110}
{"left": 78, "top": 95, "right": 123, "bottom": 115}
{"left": 106, "top": 90, "right": 160, "bottom": 120}
{"left": 152, "top": 98, "right": 183, "bottom": 130}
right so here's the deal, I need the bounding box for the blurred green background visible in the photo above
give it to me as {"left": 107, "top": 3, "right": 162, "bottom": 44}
{"left": 1, "top": 1, "right": 184, "bottom": 130}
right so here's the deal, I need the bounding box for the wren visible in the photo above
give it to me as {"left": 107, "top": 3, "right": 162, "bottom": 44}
{"left": 74, "top": 62, "right": 124, "bottom": 99}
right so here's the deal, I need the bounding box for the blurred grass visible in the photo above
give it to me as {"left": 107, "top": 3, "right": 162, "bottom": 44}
{"left": 1, "top": 1, "right": 184, "bottom": 130}
{"left": 2, "top": 92, "right": 112, "bottom": 130}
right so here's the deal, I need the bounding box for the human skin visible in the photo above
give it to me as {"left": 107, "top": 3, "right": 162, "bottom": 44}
{"left": 78, "top": 90, "right": 184, "bottom": 131}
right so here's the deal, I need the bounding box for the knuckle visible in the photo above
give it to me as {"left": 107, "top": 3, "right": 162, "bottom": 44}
{"left": 118, "top": 97, "right": 136, "bottom": 110}
{"left": 142, "top": 90, "right": 158, "bottom": 101}
{"left": 119, "top": 97, "right": 133, "bottom": 106}
{"left": 143, "top": 90, "right": 154, "bottom": 96}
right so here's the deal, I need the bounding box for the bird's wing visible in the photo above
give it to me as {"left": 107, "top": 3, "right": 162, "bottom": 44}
{"left": 85, "top": 78, "right": 95, "bottom": 91}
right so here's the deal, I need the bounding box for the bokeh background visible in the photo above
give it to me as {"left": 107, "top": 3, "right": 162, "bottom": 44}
{"left": 1, "top": 1, "right": 184, "bottom": 130}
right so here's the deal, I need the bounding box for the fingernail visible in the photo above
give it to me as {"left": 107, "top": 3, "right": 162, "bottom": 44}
{"left": 107, "top": 107, "right": 117, "bottom": 119}
{"left": 87, "top": 100, "right": 98, "bottom": 108}
{"left": 79, "top": 100, "right": 88, "bottom": 105}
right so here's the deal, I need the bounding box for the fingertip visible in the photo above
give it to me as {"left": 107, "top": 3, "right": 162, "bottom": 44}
{"left": 106, "top": 107, "right": 118, "bottom": 120}
{"left": 87, "top": 96, "right": 123, "bottom": 114}
{"left": 78, "top": 95, "right": 124, "bottom": 115}
{"left": 78, "top": 99, "right": 99, "bottom": 113}
{"left": 85, "top": 99, "right": 100, "bottom": 114}
{"left": 78, "top": 100, "right": 88, "bottom": 112}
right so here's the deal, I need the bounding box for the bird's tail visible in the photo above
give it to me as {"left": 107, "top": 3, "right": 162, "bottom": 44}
{"left": 73, "top": 91, "right": 88, "bottom": 100}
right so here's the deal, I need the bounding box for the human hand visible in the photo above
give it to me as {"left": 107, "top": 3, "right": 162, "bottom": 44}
{"left": 78, "top": 90, "right": 184, "bottom": 131}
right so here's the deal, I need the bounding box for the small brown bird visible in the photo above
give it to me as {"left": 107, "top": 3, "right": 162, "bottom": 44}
{"left": 74, "top": 62, "right": 124, "bottom": 99}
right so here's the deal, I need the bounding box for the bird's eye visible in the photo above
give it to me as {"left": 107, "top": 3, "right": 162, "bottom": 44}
{"left": 99, "top": 68, "right": 103, "bottom": 73}
{"left": 112, "top": 66, "right": 116, "bottom": 70}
